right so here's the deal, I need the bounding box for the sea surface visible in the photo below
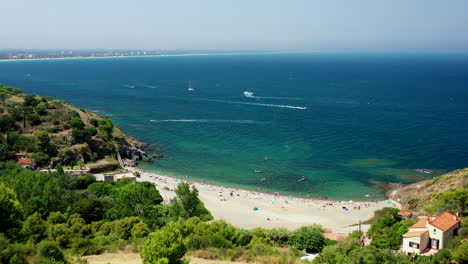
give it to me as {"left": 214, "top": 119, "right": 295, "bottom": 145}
{"left": 1, "top": 53, "right": 468, "bottom": 199}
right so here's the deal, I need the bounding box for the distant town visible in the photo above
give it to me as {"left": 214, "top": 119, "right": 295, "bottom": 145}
{"left": 0, "top": 49, "right": 273, "bottom": 60}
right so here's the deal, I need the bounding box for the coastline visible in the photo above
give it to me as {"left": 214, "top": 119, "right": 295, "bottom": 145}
{"left": 124, "top": 166, "right": 398, "bottom": 234}
{"left": 0, "top": 52, "right": 282, "bottom": 62}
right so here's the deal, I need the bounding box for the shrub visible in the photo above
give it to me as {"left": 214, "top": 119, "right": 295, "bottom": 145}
{"left": 22, "top": 212, "right": 47, "bottom": 243}
{"left": 131, "top": 222, "right": 150, "bottom": 239}
{"left": 37, "top": 240, "right": 66, "bottom": 263}
{"left": 115, "top": 217, "right": 141, "bottom": 240}
{"left": 98, "top": 222, "right": 115, "bottom": 236}
{"left": 233, "top": 229, "right": 253, "bottom": 246}
{"left": 71, "top": 238, "right": 103, "bottom": 256}
{"left": 290, "top": 226, "right": 325, "bottom": 253}
{"left": 453, "top": 242, "right": 468, "bottom": 264}
{"left": 141, "top": 227, "right": 187, "bottom": 264}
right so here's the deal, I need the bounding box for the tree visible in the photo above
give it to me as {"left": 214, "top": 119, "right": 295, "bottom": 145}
{"left": 434, "top": 189, "right": 468, "bottom": 214}
{"left": 453, "top": 242, "right": 468, "bottom": 264}
{"left": 141, "top": 226, "right": 187, "bottom": 264}
{"left": 36, "top": 102, "right": 48, "bottom": 115}
{"left": 0, "top": 143, "right": 14, "bottom": 161}
{"left": 108, "top": 182, "right": 163, "bottom": 220}
{"left": 70, "top": 117, "right": 85, "bottom": 130}
{"left": 34, "top": 131, "right": 57, "bottom": 156}
{"left": 0, "top": 91, "right": 7, "bottom": 106}
{"left": 70, "top": 197, "right": 105, "bottom": 223}
{"left": 22, "top": 212, "right": 47, "bottom": 243}
{"left": 132, "top": 222, "right": 150, "bottom": 239}
{"left": 27, "top": 113, "right": 42, "bottom": 126}
{"left": 31, "top": 152, "right": 50, "bottom": 167}
{"left": 290, "top": 225, "right": 325, "bottom": 253}
{"left": 171, "top": 182, "right": 212, "bottom": 221}
{"left": 97, "top": 118, "right": 114, "bottom": 141}
{"left": 115, "top": 217, "right": 141, "bottom": 240}
{"left": 0, "top": 183, "right": 21, "bottom": 234}
{"left": 0, "top": 115, "right": 17, "bottom": 132}
{"left": 23, "top": 94, "right": 39, "bottom": 107}
{"left": 37, "top": 240, "right": 66, "bottom": 262}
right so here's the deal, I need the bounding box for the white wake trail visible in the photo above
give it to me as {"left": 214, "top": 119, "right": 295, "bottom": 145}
{"left": 150, "top": 119, "right": 262, "bottom": 124}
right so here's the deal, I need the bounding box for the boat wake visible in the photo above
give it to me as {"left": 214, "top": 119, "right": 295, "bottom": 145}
{"left": 122, "top": 84, "right": 136, "bottom": 89}
{"left": 150, "top": 119, "right": 262, "bottom": 124}
{"left": 204, "top": 98, "right": 308, "bottom": 110}
{"left": 243, "top": 91, "right": 300, "bottom": 100}
{"left": 140, "top": 84, "right": 158, "bottom": 89}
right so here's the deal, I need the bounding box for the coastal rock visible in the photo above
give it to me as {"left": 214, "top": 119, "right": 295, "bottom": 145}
{"left": 152, "top": 153, "right": 165, "bottom": 159}
{"left": 117, "top": 135, "right": 154, "bottom": 166}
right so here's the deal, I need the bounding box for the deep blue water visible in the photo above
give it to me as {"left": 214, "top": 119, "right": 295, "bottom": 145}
{"left": 1, "top": 53, "right": 467, "bottom": 199}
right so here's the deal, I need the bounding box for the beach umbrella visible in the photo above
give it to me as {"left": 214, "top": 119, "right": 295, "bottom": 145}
{"left": 253, "top": 207, "right": 259, "bottom": 211}
{"left": 349, "top": 200, "right": 353, "bottom": 203}
{"left": 199, "top": 186, "right": 204, "bottom": 190}
{"left": 241, "top": 190, "right": 247, "bottom": 193}
{"left": 177, "top": 182, "right": 181, "bottom": 184}
{"left": 385, "top": 200, "right": 391, "bottom": 205}
{"left": 341, "top": 200, "right": 346, "bottom": 204}
{"left": 269, "top": 200, "right": 274, "bottom": 204}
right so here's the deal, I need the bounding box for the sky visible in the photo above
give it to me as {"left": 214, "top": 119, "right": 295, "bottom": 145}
{"left": 1, "top": 0, "right": 468, "bottom": 52}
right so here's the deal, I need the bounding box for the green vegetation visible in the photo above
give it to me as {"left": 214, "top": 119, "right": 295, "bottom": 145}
{"left": 0, "top": 82, "right": 466, "bottom": 263}
{"left": 0, "top": 82, "right": 131, "bottom": 170}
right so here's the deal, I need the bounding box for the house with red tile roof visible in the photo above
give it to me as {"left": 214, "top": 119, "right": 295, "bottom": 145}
{"left": 17, "top": 158, "right": 36, "bottom": 170}
{"left": 401, "top": 212, "right": 461, "bottom": 256}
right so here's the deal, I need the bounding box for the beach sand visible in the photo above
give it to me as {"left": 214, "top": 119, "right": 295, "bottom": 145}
{"left": 125, "top": 167, "right": 397, "bottom": 234}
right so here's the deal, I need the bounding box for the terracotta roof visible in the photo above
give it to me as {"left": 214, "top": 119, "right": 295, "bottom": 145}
{"left": 398, "top": 210, "right": 413, "bottom": 217}
{"left": 429, "top": 212, "right": 461, "bottom": 232}
{"left": 403, "top": 230, "right": 428, "bottom": 238}
{"left": 17, "top": 158, "right": 35, "bottom": 165}
{"left": 409, "top": 218, "right": 428, "bottom": 229}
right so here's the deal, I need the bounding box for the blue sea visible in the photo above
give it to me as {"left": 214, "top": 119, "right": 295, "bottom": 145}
{"left": 1, "top": 53, "right": 467, "bottom": 199}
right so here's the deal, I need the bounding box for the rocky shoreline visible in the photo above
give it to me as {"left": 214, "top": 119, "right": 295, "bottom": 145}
{"left": 118, "top": 135, "right": 154, "bottom": 167}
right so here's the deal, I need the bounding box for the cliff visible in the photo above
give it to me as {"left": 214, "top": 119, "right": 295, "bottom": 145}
{"left": 389, "top": 168, "right": 468, "bottom": 212}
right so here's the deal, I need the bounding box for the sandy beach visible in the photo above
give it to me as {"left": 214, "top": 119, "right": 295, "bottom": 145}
{"left": 125, "top": 167, "right": 398, "bottom": 234}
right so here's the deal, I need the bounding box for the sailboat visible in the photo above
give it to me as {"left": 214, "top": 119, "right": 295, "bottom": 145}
{"left": 188, "top": 80, "right": 194, "bottom": 91}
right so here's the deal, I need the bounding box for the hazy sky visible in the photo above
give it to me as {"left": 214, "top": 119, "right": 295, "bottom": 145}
{"left": 1, "top": 0, "right": 468, "bottom": 52}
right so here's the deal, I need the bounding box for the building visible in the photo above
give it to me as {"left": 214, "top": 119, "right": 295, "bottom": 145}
{"left": 17, "top": 158, "right": 36, "bottom": 170}
{"left": 401, "top": 212, "right": 461, "bottom": 256}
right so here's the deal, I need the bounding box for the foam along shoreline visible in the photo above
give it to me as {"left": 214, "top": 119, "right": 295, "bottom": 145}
{"left": 125, "top": 167, "right": 397, "bottom": 234}
{"left": 0, "top": 52, "right": 278, "bottom": 63}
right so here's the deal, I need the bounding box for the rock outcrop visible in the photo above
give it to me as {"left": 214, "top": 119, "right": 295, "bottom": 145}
{"left": 117, "top": 135, "right": 153, "bottom": 167}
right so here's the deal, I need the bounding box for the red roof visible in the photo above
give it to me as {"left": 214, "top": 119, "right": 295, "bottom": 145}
{"left": 429, "top": 212, "right": 461, "bottom": 232}
{"left": 410, "top": 218, "right": 428, "bottom": 229}
{"left": 17, "top": 158, "right": 35, "bottom": 165}
{"left": 403, "top": 230, "right": 428, "bottom": 238}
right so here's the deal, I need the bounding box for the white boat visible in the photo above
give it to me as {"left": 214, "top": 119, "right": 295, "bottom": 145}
{"left": 188, "top": 80, "right": 194, "bottom": 91}
{"left": 243, "top": 91, "right": 254, "bottom": 97}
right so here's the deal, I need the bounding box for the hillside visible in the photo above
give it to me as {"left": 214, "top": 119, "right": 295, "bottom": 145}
{"left": 0, "top": 82, "right": 150, "bottom": 171}
{"left": 389, "top": 168, "right": 468, "bottom": 213}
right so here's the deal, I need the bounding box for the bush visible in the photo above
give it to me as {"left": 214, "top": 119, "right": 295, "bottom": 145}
{"left": 131, "top": 222, "right": 150, "bottom": 239}
{"left": 115, "top": 217, "right": 141, "bottom": 240}
{"left": 99, "top": 222, "right": 115, "bottom": 236}
{"left": 453, "top": 242, "right": 468, "bottom": 264}
{"left": 290, "top": 226, "right": 325, "bottom": 253}
{"left": 22, "top": 212, "right": 47, "bottom": 243}
{"left": 37, "top": 240, "right": 66, "bottom": 262}
{"left": 71, "top": 238, "right": 103, "bottom": 256}
{"left": 141, "top": 227, "right": 187, "bottom": 264}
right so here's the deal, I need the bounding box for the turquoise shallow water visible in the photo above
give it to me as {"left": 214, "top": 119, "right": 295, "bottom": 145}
{"left": 1, "top": 53, "right": 468, "bottom": 199}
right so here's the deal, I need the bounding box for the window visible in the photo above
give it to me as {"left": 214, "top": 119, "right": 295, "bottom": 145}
{"left": 409, "top": 242, "right": 419, "bottom": 249}
{"left": 433, "top": 229, "right": 436, "bottom": 233}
